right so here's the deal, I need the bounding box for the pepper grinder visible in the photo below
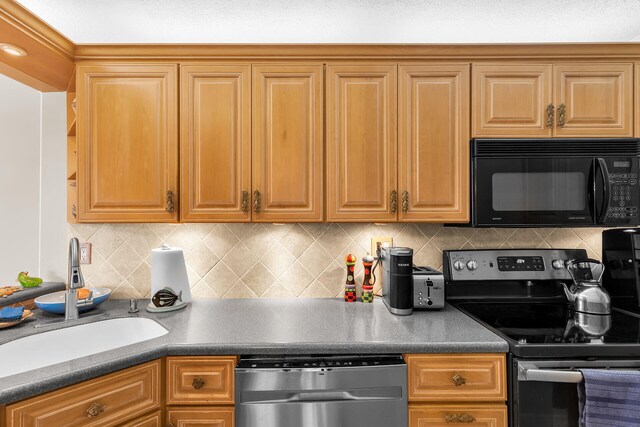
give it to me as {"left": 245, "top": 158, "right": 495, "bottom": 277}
{"left": 344, "top": 254, "right": 357, "bottom": 302}
{"left": 362, "top": 254, "right": 374, "bottom": 303}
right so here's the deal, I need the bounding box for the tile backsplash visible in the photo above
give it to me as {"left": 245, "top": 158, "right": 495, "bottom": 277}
{"left": 67, "top": 223, "right": 603, "bottom": 299}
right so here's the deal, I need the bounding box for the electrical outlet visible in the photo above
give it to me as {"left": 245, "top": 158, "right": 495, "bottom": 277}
{"left": 80, "top": 242, "right": 92, "bottom": 264}
{"left": 371, "top": 236, "right": 393, "bottom": 257}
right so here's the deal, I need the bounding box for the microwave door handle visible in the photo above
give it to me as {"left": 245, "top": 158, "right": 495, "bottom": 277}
{"left": 596, "top": 158, "right": 610, "bottom": 224}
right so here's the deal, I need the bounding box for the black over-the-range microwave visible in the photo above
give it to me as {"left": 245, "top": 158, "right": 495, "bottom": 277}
{"left": 471, "top": 138, "right": 640, "bottom": 227}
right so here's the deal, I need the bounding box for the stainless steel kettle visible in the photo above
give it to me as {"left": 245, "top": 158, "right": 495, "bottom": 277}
{"left": 562, "top": 258, "right": 611, "bottom": 315}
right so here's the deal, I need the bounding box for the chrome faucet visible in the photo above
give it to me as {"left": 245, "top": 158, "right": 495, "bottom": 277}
{"left": 65, "top": 237, "right": 86, "bottom": 321}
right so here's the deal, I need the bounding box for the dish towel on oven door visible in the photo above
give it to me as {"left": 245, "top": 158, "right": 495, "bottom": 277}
{"left": 578, "top": 369, "right": 640, "bottom": 427}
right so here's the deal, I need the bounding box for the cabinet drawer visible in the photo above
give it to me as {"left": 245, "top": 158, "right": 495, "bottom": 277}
{"left": 409, "top": 404, "right": 507, "bottom": 427}
{"left": 123, "top": 411, "right": 161, "bottom": 427}
{"left": 166, "top": 407, "right": 234, "bottom": 427}
{"left": 405, "top": 354, "right": 506, "bottom": 402}
{"left": 6, "top": 360, "right": 160, "bottom": 427}
{"left": 166, "top": 356, "right": 236, "bottom": 405}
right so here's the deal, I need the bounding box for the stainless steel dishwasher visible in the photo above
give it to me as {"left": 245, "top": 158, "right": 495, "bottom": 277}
{"left": 235, "top": 355, "right": 407, "bottom": 427}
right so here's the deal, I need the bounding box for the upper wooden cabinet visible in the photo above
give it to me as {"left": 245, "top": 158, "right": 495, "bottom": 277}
{"left": 252, "top": 64, "right": 324, "bottom": 222}
{"left": 180, "top": 65, "right": 251, "bottom": 222}
{"left": 554, "top": 63, "right": 633, "bottom": 137}
{"left": 473, "top": 62, "right": 633, "bottom": 138}
{"left": 472, "top": 64, "right": 552, "bottom": 137}
{"left": 326, "top": 64, "right": 397, "bottom": 222}
{"left": 399, "top": 64, "right": 470, "bottom": 222}
{"left": 77, "top": 64, "right": 178, "bottom": 222}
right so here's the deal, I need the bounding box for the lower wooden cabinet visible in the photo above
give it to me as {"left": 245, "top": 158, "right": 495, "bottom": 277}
{"left": 5, "top": 360, "right": 160, "bottom": 427}
{"left": 124, "top": 410, "right": 162, "bottom": 427}
{"left": 166, "top": 356, "right": 236, "bottom": 405}
{"left": 166, "top": 407, "right": 234, "bottom": 427}
{"left": 409, "top": 404, "right": 507, "bottom": 427}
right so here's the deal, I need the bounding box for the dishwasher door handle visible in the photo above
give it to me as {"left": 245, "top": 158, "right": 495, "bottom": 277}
{"left": 241, "top": 387, "right": 403, "bottom": 404}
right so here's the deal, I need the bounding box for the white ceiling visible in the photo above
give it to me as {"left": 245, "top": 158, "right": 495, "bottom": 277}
{"left": 16, "top": 0, "right": 640, "bottom": 44}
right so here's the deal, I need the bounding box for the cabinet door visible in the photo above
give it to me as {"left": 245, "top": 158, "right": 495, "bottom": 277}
{"left": 252, "top": 64, "right": 324, "bottom": 222}
{"left": 166, "top": 407, "right": 234, "bottom": 427}
{"left": 409, "top": 404, "right": 507, "bottom": 427}
{"left": 554, "top": 63, "right": 633, "bottom": 137}
{"left": 180, "top": 65, "right": 251, "bottom": 222}
{"left": 6, "top": 360, "right": 160, "bottom": 427}
{"left": 77, "top": 64, "right": 178, "bottom": 222}
{"left": 472, "top": 64, "right": 552, "bottom": 137}
{"left": 405, "top": 354, "right": 506, "bottom": 402}
{"left": 326, "top": 64, "right": 397, "bottom": 221}
{"left": 166, "top": 356, "right": 236, "bottom": 405}
{"left": 399, "top": 64, "right": 470, "bottom": 222}
{"left": 123, "top": 411, "right": 161, "bottom": 427}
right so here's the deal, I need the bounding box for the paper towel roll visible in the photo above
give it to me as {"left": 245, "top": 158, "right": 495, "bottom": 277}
{"left": 151, "top": 244, "right": 192, "bottom": 303}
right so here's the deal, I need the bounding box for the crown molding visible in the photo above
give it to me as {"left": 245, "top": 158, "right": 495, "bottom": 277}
{"left": 0, "top": 0, "right": 75, "bottom": 91}
{"left": 73, "top": 42, "right": 640, "bottom": 61}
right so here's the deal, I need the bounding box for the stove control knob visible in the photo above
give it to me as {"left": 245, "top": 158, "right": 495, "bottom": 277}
{"left": 552, "top": 259, "right": 565, "bottom": 270}
{"left": 453, "top": 261, "right": 465, "bottom": 271}
{"left": 466, "top": 260, "right": 478, "bottom": 271}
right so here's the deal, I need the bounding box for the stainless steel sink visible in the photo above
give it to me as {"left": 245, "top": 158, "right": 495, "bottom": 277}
{"left": 0, "top": 317, "right": 168, "bottom": 378}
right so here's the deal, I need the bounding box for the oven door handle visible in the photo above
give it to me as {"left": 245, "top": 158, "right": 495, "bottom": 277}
{"left": 518, "top": 363, "right": 583, "bottom": 383}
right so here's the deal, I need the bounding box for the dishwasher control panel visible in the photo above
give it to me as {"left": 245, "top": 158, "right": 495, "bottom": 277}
{"left": 237, "top": 354, "right": 405, "bottom": 369}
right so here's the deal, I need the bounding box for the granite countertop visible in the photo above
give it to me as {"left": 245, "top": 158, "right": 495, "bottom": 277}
{"left": 0, "top": 298, "right": 507, "bottom": 404}
{"left": 0, "top": 282, "right": 66, "bottom": 307}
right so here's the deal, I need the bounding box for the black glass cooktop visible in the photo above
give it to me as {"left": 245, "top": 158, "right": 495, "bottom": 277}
{"left": 455, "top": 302, "right": 640, "bottom": 358}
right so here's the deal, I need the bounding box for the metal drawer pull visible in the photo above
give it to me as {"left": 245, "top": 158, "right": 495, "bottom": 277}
{"left": 444, "top": 413, "right": 476, "bottom": 423}
{"left": 558, "top": 103, "right": 566, "bottom": 127}
{"left": 401, "top": 190, "right": 409, "bottom": 214}
{"left": 166, "top": 190, "right": 175, "bottom": 213}
{"left": 241, "top": 190, "right": 249, "bottom": 214}
{"left": 253, "top": 190, "right": 261, "bottom": 214}
{"left": 86, "top": 402, "right": 105, "bottom": 418}
{"left": 390, "top": 190, "right": 398, "bottom": 214}
{"left": 192, "top": 376, "right": 206, "bottom": 389}
{"left": 546, "top": 104, "right": 554, "bottom": 128}
{"left": 452, "top": 374, "right": 466, "bottom": 386}
{"left": 519, "top": 366, "right": 583, "bottom": 383}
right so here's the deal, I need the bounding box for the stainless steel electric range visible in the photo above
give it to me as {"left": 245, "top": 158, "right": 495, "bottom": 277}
{"left": 444, "top": 248, "right": 640, "bottom": 427}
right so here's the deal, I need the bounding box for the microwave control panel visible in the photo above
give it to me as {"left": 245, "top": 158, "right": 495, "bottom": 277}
{"left": 606, "top": 157, "right": 639, "bottom": 224}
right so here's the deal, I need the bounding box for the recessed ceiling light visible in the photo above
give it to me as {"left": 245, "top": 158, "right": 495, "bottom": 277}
{"left": 0, "top": 43, "right": 27, "bottom": 57}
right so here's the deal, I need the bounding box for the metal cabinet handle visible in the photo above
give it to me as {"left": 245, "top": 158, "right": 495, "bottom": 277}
{"left": 241, "top": 190, "right": 249, "bottom": 214}
{"left": 253, "top": 190, "right": 261, "bottom": 214}
{"left": 444, "top": 413, "right": 476, "bottom": 423}
{"left": 546, "top": 104, "right": 554, "bottom": 128}
{"left": 390, "top": 190, "right": 398, "bottom": 214}
{"left": 86, "top": 402, "right": 105, "bottom": 418}
{"left": 452, "top": 374, "right": 466, "bottom": 386}
{"left": 71, "top": 203, "right": 77, "bottom": 219}
{"left": 401, "top": 190, "right": 409, "bottom": 214}
{"left": 166, "top": 190, "right": 175, "bottom": 213}
{"left": 192, "top": 376, "right": 206, "bottom": 389}
{"left": 558, "top": 103, "right": 566, "bottom": 127}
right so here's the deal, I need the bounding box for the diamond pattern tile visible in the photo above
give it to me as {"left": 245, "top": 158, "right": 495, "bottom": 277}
{"left": 70, "top": 222, "right": 605, "bottom": 299}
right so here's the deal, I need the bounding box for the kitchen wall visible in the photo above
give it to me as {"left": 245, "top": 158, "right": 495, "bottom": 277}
{"left": 0, "top": 74, "right": 66, "bottom": 284}
{"left": 68, "top": 222, "right": 603, "bottom": 299}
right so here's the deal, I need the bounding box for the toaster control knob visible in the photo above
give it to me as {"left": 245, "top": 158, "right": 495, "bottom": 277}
{"left": 466, "top": 260, "right": 478, "bottom": 271}
{"left": 453, "top": 261, "right": 465, "bottom": 271}
{"left": 552, "top": 259, "right": 565, "bottom": 270}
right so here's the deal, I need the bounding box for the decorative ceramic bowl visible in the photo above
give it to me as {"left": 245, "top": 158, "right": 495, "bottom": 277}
{"left": 34, "top": 288, "right": 112, "bottom": 315}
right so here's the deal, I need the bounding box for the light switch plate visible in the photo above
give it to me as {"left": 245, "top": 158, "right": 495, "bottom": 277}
{"left": 371, "top": 236, "right": 393, "bottom": 257}
{"left": 80, "top": 242, "right": 92, "bottom": 264}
